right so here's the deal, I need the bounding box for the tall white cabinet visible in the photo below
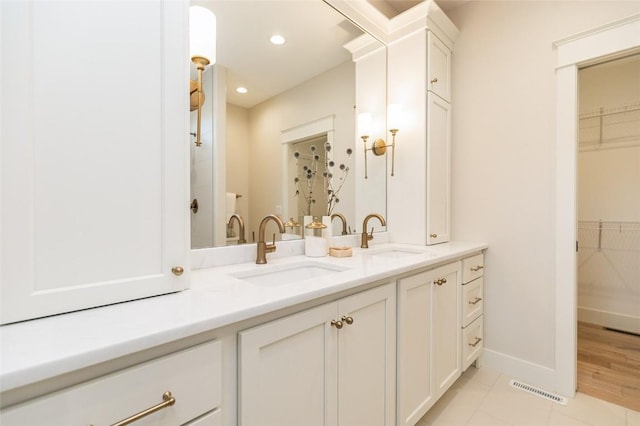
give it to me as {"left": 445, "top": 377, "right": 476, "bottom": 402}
{"left": 386, "top": 5, "right": 457, "bottom": 246}
{"left": 0, "top": 0, "right": 190, "bottom": 324}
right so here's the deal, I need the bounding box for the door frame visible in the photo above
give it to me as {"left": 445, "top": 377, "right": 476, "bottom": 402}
{"left": 553, "top": 13, "right": 640, "bottom": 397}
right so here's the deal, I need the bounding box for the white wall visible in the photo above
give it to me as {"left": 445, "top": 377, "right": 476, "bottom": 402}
{"left": 226, "top": 104, "right": 251, "bottom": 233}
{"left": 446, "top": 1, "right": 640, "bottom": 383}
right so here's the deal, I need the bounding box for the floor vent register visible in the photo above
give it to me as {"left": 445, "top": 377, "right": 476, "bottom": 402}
{"left": 509, "top": 379, "right": 568, "bottom": 405}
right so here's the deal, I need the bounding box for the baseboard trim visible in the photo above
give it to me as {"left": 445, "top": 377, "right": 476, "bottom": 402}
{"left": 578, "top": 307, "right": 640, "bottom": 335}
{"left": 480, "top": 349, "right": 561, "bottom": 395}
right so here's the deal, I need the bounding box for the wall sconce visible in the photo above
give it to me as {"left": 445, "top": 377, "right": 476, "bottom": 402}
{"left": 358, "top": 104, "right": 401, "bottom": 178}
{"left": 189, "top": 6, "right": 216, "bottom": 147}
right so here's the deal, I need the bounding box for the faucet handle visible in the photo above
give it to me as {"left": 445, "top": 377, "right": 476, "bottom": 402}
{"left": 265, "top": 233, "right": 277, "bottom": 254}
{"left": 367, "top": 227, "right": 375, "bottom": 240}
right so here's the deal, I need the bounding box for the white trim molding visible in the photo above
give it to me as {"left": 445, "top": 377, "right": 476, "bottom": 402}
{"left": 554, "top": 13, "right": 640, "bottom": 398}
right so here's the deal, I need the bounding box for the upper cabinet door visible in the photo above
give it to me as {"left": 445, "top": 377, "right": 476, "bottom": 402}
{"left": 0, "top": 0, "right": 190, "bottom": 324}
{"left": 427, "top": 32, "right": 451, "bottom": 102}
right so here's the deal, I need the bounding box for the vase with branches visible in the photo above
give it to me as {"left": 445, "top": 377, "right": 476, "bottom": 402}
{"left": 293, "top": 141, "right": 352, "bottom": 217}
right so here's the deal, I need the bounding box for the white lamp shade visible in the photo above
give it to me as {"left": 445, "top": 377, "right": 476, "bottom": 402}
{"left": 358, "top": 113, "right": 372, "bottom": 137}
{"left": 190, "top": 6, "right": 216, "bottom": 65}
{"left": 388, "top": 104, "right": 402, "bottom": 130}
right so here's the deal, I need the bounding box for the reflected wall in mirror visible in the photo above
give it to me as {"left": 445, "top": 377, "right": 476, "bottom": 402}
{"left": 190, "top": 0, "right": 387, "bottom": 249}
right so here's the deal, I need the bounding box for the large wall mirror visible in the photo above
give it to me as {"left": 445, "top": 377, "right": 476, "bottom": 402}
{"left": 190, "top": 0, "right": 387, "bottom": 249}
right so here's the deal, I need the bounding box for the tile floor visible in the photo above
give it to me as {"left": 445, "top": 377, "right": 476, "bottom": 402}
{"left": 417, "top": 366, "right": 640, "bottom": 426}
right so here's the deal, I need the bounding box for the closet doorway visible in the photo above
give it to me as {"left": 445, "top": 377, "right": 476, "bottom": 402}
{"left": 576, "top": 53, "right": 640, "bottom": 411}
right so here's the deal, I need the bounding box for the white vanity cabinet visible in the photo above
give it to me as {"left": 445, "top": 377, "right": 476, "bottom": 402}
{"left": 461, "top": 254, "right": 485, "bottom": 370}
{"left": 238, "top": 283, "right": 396, "bottom": 426}
{"left": 0, "top": 0, "right": 190, "bottom": 324}
{"left": 397, "top": 261, "right": 461, "bottom": 426}
{"left": 0, "top": 341, "right": 222, "bottom": 426}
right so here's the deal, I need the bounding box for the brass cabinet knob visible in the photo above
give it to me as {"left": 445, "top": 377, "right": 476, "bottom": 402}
{"left": 431, "top": 77, "right": 438, "bottom": 83}
{"left": 430, "top": 233, "right": 438, "bottom": 238}
{"left": 341, "top": 315, "right": 354, "bottom": 325}
{"left": 171, "top": 266, "right": 184, "bottom": 276}
{"left": 331, "top": 320, "right": 344, "bottom": 329}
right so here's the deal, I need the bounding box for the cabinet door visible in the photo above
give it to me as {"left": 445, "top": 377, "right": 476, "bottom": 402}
{"left": 397, "top": 271, "right": 434, "bottom": 426}
{"left": 337, "top": 283, "right": 396, "bottom": 426}
{"left": 426, "top": 93, "right": 451, "bottom": 245}
{"left": 0, "top": 0, "right": 189, "bottom": 324}
{"left": 238, "top": 303, "right": 338, "bottom": 426}
{"left": 427, "top": 32, "right": 451, "bottom": 101}
{"left": 432, "top": 262, "right": 462, "bottom": 397}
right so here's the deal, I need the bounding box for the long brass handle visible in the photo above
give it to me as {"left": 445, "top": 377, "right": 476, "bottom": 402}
{"left": 470, "top": 265, "right": 484, "bottom": 272}
{"left": 331, "top": 320, "right": 344, "bottom": 329}
{"left": 341, "top": 315, "right": 354, "bottom": 325}
{"left": 468, "top": 297, "right": 483, "bottom": 305}
{"left": 468, "top": 337, "right": 482, "bottom": 348}
{"left": 110, "top": 391, "right": 176, "bottom": 426}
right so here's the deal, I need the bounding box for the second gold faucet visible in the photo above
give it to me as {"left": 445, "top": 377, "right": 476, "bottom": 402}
{"left": 361, "top": 213, "right": 386, "bottom": 248}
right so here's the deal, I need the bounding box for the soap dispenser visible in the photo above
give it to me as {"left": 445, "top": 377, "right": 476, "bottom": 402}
{"left": 305, "top": 217, "right": 328, "bottom": 257}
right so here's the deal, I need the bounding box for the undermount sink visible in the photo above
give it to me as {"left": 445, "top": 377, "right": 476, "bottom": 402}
{"left": 231, "top": 261, "right": 350, "bottom": 286}
{"left": 363, "top": 247, "right": 426, "bottom": 260}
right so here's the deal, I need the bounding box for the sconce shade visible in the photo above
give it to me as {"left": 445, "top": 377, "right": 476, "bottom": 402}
{"left": 189, "top": 6, "right": 216, "bottom": 65}
{"left": 388, "top": 104, "right": 402, "bottom": 130}
{"left": 358, "top": 113, "right": 372, "bottom": 137}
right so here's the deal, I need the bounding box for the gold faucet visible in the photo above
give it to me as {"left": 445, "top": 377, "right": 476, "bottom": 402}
{"left": 256, "top": 214, "right": 285, "bottom": 264}
{"left": 228, "top": 213, "right": 246, "bottom": 244}
{"left": 361, "top": 213, "right": 386, "bottom": 248}
{"left": 331, "top": 213, "right": 349, "bottom": 235}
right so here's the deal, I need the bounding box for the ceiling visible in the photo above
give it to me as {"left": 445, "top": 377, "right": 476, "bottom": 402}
{"left": 197, "top": 0, "right": 468, "bottom": 109}
{"left": 197, "top": 0, "right": 363, "bottom": 109}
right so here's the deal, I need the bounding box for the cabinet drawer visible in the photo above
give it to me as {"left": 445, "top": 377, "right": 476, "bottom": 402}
{"left": 462, "top": 277, "right": 483, "bottom": 326}
{"left": 1, "top": 340, "right": 222, "bottom": 426}
{"left": 462, "top": 253, "right": 484, "bottom": 284}
{"left": 462, "top": 316, "right": 483, "bottom": 371}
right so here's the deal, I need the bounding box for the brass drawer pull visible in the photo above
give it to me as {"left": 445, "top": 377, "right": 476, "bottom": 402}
{"left": 434, "top": 278, "right": 447, "bottom": 286}
{"left": 331, "top": 320, "right": 344, "bottom": 329}
{"left": 470, "top": 265, "right": 484, "bottom": 272}
{"left": 468, "top": 337, "right": 482, "bottom": 348}
{"left": 430, "top": 77, "right": 438, "bottom": 83}
{"left": 429, "top": 233, "right": 438, "bottom": 238}
{"left": 111, "top": 391, "right": 176, "bottom": 426}
{"left": 468, "top": 297, "right": 483, "bottom": 305}
{"left": 341, "top": 315, "right": 354, "bottom": 325}
{"left": 171, "top": 266, "right": 184, "bottom": 276}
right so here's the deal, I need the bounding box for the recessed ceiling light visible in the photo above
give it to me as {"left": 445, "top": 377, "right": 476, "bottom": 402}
{"left": 270, "top": 34, "right": 285, "bottom": 45}
{"left": 236, "top": 87, "right": 248, "bottom": 94}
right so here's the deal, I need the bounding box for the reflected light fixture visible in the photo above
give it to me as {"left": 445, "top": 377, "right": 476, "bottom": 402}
{"left": 236, "top": 87, "right": 248, "bottom": 94}
{"left": 358, "top": 104, "right": 401, "bottom": 178}
{"left": 270, "top": 34, "right": 286, "bottom": 45}
{"left": 189, "top": 6, "right": 216, "bottom": 147}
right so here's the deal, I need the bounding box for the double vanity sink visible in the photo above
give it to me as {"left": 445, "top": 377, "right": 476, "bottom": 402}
{"left": 0, "top": 241, "right": 486, "bottom": 401}
{"left": 229, "top": 246, "right": 428, "bottom": 287}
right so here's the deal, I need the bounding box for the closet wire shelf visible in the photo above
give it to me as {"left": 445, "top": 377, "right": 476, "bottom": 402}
{"left": 579, "top": 102, "right": 640, "bottom": 151}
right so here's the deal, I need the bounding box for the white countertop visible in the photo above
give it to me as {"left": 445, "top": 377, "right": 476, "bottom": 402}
{"left": 0, "top": 241, "right": 486, "bottom": 394}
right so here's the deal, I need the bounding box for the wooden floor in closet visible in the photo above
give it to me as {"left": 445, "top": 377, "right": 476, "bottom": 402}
{"left": 577, "top": 321, "right": 640, "bottom": 412}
